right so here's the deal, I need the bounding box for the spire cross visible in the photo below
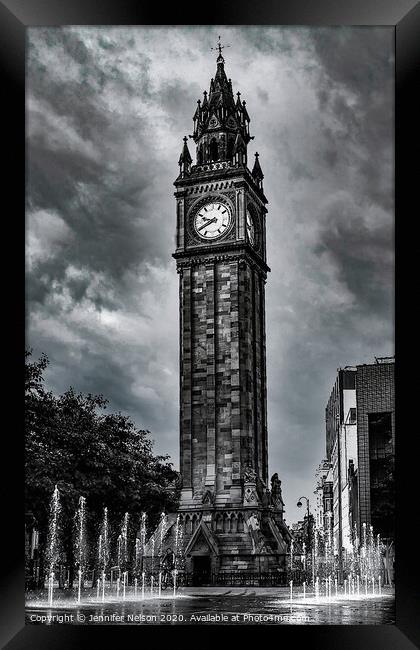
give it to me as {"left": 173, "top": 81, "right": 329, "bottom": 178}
{"left": 211, "top": 35, "right": 230, "bottom": 58}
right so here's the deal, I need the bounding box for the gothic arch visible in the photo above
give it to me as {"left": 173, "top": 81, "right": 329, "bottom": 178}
{"left": 209, "top": 137, "right": 219, "bottom": 161}
{"left": 192, "top": 514, "right": 198, "bottom": 532}
{"left": 185, "top": 515, "right": 192, "bottom": 535}
{"left": 223, "top": 513, "right": 230, "bottom": 533}
{"left": 227, "top": 137, "right": 234, "bottom": 160}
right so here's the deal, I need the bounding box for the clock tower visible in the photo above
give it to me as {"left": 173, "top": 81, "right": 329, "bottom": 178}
{"left": 172, "top": 43, "right": 290, "bottom": 579}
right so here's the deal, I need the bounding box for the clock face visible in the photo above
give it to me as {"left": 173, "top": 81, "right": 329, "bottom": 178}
{"left": 194, "top": 202, "right": 231, "bottom": 240}
{"left": 246, "top": 210, "right": 255, "bottom": 246}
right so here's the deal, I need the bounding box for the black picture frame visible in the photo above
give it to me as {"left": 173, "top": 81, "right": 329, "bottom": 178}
{"left": 2, "top": 0, "right": 418, "bottom": 647}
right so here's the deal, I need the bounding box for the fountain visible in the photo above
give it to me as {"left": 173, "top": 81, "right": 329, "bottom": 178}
{"left": 97, "top": 507, "right": 110, "bottom": 602}
{"left": 157, "top": 511, "right": 168, "bottom": 598}
{"left": 123, "top": 571, "right": 127, "bottom": 600}
{"left": 26, "top": 494, "right": 193, "bottom": 618}
{"left": 120, "top": 513, "right": 129, "bottom": 569}
{"left": 117, "top": 536, "right": 122, "bottom": 573}
{"left": 27, "top": 484, "right": 392, "bottom": 627}
{"left": 170, "top": 514, "right": 182, "bottom": 598}
{"left": 45, "top": 485, "right": 61, "bottom": 607}
{"left": 75, "top": 496, "right": 87, "bottom": 603}
{"left": 150, "top": 534, "right": 155, "bottom": 596}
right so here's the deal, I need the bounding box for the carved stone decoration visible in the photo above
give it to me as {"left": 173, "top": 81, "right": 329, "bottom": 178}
{"left": 261, "top": 488, "right": 271, "bottom": 507}
{"left": 202, "top": 489, "right": 215, "bottom": 506}
{"left": 243, "top": 465, "right": 257, "bottom": 483}
{"left": 256, "top": 540, "right": 270, "bottom": 554}
{"left": 244, "top": 485, "right": 258, "bottom": 505}
{"left": 193, "top": 486, "right": 205, "bottom": 502}
{"left": 243, "top": 464, "right": 259, "bottom": 506}
{"left": 270, "top": 472, "right": 284, "bottom": 508}
{"left": 246, "top": 512, "right": 260, "bottom": 531}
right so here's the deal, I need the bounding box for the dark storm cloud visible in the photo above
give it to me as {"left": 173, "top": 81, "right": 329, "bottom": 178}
{"left": 315, "top": 204, "right": 393, "bottom": 316}
{"left": 311, "top": 27, "right": 394, "bottom": 213}
{"left": 27, "top": 29, "right": 173, "bottom": 298}
{"left": 26, "top": 26, "right": 394, "bottom": 523}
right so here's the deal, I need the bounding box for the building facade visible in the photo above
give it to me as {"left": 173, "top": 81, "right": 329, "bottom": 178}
{"left": 168, "top": 46, "right": 290, "bottom": 583}
{"left": 313, "top": 458, "right": 333, "bottom": 536}
{"left": 355, "top": 359, "right": 395, "bottom": 541}
{"left": 325, "top": 367, "right": 358, "bottom": 568}
{"left": 321, "top": 357, "right": 395, "bottom": 577}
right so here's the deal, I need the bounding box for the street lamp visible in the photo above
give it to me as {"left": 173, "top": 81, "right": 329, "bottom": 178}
{"left": 297, "top": 496, "right": 311, "bottom": 554}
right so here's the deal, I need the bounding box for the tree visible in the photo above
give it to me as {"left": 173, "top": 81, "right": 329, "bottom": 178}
{"left": 25, "top": 350, "right": 180, "bottom": 586}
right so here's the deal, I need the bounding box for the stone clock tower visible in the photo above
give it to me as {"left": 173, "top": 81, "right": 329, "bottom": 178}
{"left": 172, "top": 44, "right": 291, "bottom": 581}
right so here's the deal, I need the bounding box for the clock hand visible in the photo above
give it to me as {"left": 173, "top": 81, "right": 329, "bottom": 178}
{"left": 197, "top": 217, "right": 217, "bottom": 232}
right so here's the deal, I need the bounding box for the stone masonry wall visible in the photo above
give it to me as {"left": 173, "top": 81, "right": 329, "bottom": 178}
{"left": 179, "top": 256, "right": 268, "bottom": 501}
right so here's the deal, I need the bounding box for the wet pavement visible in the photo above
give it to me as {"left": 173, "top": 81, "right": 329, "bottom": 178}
{"left": 26, "top": 586, "right": 395, "bottom": 625}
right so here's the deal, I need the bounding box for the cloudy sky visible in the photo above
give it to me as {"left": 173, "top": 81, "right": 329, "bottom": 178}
{"left": 26, "top": 26, "right": 394, "bottom": 524}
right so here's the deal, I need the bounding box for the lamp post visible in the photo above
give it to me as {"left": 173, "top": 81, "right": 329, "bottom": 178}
{"left": 297, "top": 496, "right": 311, "bottom": 579}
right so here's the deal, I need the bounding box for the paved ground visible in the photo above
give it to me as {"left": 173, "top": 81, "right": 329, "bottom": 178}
{"left": 26, "top": 585, "right": 395, "bottom": 625}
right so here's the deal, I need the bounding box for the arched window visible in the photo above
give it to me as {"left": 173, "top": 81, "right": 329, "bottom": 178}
{"left": 223, "top": 513, "right": 230, "bottom": 533}
{"left": 227, "top": 138, "right": 234, "bottom": 160}
{"left": 209, "top": 138, "right": 219, "bottom": 161}
{"left": 237, "top": 514, "right": 244, "bottom": 533}
{"left": 185, "top": 515, "right": 192, "bottom": 535}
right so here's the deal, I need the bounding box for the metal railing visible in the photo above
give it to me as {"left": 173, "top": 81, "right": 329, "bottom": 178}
{"left": 176, "top": 569, "right": 308, "bottom": 587}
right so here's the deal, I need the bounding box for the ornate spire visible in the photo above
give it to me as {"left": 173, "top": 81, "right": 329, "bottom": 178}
{"left": 191, "top": 39, "right": 251, "bottom": 167}
{"left": 252, "top": 152, "right": 264, "bottom": 189}
{"left": 178, "top": 136, "right": 192, "bottom": 177}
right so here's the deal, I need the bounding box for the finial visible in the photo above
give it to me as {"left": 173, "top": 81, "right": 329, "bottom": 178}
{"left": 255, "top": 152, "right": 259, "bottom": 158}
{"left": 211, "top": 35, "right": 230, "bottom": 61}
{"left": 183, "top": 136, "right": 188, "bottom": 143}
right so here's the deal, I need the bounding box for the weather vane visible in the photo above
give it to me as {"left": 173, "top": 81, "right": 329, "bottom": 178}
{"left": 211, "top": 35, "right": 230, "bottom": 58}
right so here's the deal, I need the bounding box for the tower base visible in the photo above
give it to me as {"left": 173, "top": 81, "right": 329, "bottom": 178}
{"left": 147, "top": 506, "right": 292, "bottom": 586}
